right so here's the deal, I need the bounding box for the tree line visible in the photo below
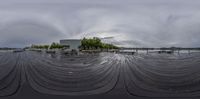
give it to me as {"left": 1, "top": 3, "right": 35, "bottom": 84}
{"left": 81, "top": 37, "right": 118, "bottom": 50}
{"left": 31, "top": 42, "right": 64, "bottom": 49}
{"left": 31, "top": 37, "right": 119, "bottom": 50}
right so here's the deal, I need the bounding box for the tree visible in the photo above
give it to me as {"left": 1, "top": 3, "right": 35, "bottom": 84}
{"left": 80, "top": 37, "right": 118, "bottom": 50}
{"left": 50, "top": 42, "right": 64, "bottom": 49}
{"left": 31, "top": 43, "right": 64, "bottom": 49}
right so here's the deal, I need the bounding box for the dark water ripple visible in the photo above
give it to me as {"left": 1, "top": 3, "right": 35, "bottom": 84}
{"left": 124, "top": 53, "right": 200, "bottom": 97}
{"left": 1, "top": 51, "right": 200, "bottom": 98}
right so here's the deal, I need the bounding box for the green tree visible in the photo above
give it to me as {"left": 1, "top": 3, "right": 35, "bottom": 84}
{"left": 80, "top": 37, "right": 118, "bottom": 50}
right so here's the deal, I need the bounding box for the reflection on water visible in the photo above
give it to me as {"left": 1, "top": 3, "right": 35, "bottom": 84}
{"left": 0, "top": 51, "right": 200, "bottom": 98}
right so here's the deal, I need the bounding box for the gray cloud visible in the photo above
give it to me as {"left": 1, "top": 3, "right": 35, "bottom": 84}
{"left": 0, "top": 20, "right": 64, "bottom": 47}
{"left": 0, "top": 0, "right": 200, "bottom": 47}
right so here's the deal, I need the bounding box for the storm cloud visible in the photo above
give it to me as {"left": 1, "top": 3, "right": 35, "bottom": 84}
{"left": 0, "top": 0, "right": 200, "bottom": 47}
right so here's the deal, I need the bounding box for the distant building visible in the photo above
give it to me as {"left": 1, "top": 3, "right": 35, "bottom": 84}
{"left": 60, "top": 39, "right": 81, "bottom": 51}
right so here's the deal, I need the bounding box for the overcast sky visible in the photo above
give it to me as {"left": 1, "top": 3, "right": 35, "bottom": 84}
{"left": 0, "top": 0, "right": 200, "bottom": 47}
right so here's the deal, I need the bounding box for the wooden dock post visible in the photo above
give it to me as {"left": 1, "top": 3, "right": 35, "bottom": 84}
{"left": 188, "top": 50, "right": 190, "bottom": 55}
{"left": 136, "top": 49, "right": 138, "bottom": 54}
{"left": 178, "top": 49, "right": 180, "bottom": 55}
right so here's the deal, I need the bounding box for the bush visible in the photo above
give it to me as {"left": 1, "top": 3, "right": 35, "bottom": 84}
{"left": 81, "top": 37, "right": 118, "bottom": 50}
{"left": 31, "top": 42, "right": 64, "bottom": 49}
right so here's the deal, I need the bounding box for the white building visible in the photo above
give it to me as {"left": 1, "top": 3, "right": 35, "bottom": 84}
{"left": 60, "top": 39, "right": 81, "bottom": 51}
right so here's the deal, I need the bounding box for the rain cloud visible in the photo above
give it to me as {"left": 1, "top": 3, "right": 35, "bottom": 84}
{"left": 0, "top": 0, "right": 200, "bottom": 47}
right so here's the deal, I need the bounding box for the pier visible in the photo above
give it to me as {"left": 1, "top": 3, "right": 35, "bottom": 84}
{"left": 118, "top": 47, "right": 200, "bottom": 54}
